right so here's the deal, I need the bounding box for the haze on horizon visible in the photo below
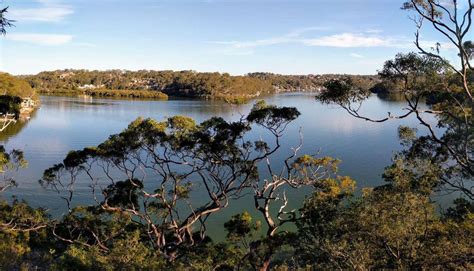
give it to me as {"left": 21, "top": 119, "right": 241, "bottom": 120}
{"left": 0, "top": 0, "right": 461, "bottom": 75}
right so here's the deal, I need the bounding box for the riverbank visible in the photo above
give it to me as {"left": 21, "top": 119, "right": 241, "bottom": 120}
{"left": 38, "top": 89, "right": 169, "bottom": 100}
{"left": 38, "top": 89, "right": 268, "bottom": 104}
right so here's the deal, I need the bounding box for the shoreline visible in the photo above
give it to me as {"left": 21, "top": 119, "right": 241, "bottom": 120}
{"left": 37, "top": 88, "right": 322, "bottom": 104}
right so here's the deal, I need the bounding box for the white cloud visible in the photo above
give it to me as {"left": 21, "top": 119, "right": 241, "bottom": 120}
{"left": 350, "top": 53, "right": 365, "bottom": 58}
{"left": 208, "top": 26, "right": 328, "bottom": 50}
{"left": 303, "top": 33, "right": 393, "bottom": 48}
{"left": 10, "top": 7, "right": 73, "bottom": 22}
{"left": 218, "top": 37, "right": 292, "bottom": 49}
{"left": 5, "top": 33, "right": 73, "bottom": 46}
{"left": 9, "top": 1, "right": 73, "bottom": 22}
{"left": 212, "top": 28, "right": 459, "bottom": 53}
{"left": 212, "top": 30, "right": 400, "bottom": 51}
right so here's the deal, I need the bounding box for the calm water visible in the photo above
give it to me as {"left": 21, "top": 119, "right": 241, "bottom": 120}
{"left": 0, "top": 93, "right": 431, "bottom": 239}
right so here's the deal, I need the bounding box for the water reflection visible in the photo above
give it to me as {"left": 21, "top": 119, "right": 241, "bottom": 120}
{"left": 0, "top": 93, "right": 432, "bottom": 239}
{"left": 376, "top": 92, "right": 406, "bottom": 102}
{"left": 0, "top": 109, "right": 38, "bottom": 142}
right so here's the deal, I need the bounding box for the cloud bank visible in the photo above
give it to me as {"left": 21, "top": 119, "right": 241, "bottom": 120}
{"left": 211, "top": 29, "right": 455, "bottom": 54}
{"left": 9, "top": 0, "right": 73, "bottom": 22}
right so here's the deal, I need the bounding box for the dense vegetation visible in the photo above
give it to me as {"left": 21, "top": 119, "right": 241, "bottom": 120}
{"left": 0, "top": 73, "right": 39, "bottom": 117}
{"left": 22, "top": 70, "right": 272, "bottom": 100}
{"left": 248, "top": 72, "right": 378, "bottom": 93}
{"left": 41, "top": 87, "right": 168, "bottom": 100}
{"left": 0, "top": 73, "right": 38, "bottom": 100}
{"left": 21, "top": 70, "right": 379, "bottom": 101}
{"left": 0, "top": 1, "right": 473, "bottom": 270}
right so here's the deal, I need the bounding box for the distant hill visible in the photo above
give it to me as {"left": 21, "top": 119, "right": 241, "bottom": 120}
{"left": 0, "top": 73, "right": 39, "bottom": 118}
{"left": 19, "top": 70, "right": 380, "bottom": 100}
{"left": 0, "top": 73, "right": 38, "bottom": 100}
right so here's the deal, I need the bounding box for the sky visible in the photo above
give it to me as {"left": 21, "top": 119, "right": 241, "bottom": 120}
{"left": 0, "top": 0, "right": 463, "bottom": 75}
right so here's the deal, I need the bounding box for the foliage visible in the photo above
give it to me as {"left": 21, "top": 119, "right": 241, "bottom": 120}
{"left": 0, "top": 6, "right": 14, "bottom": 35}
{"left": 23, "top": 70, "right": 272, "bottom": 100}
{"left": 0, "top": 99, "right": 471, "bottom": 270}
{"left": 38, "top": 102, "right": 304, "bottom": 263}
{"left": 295, "top": 187, "right": 474, "bottom": 269}
{"left": 0, "top": 73, "right": 38, "bottom": 100}
{"left": 0, "top": 1, "right": 472, "bottom": 270}
{"left": 0, "top": 95, "right": 22, "bottom": 118}
{"left": 317, "top": 35, "right": 473, "bottom": 200}
{"left": 0, "top": 73, "right": 39, "bottom": 117}
{"left": 0, "top": 146, "right": 27, "bottom": 192}
{"left": 0, "top": 200, "right": 51, "bottom": 270}
{"left": 224, "top": 211, "right": 260, "bottom": 240}
{"left": 22, "top": 70, "right": 380, "bottom": 101}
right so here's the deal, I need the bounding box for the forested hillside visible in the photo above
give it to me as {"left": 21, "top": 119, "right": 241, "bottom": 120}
{"left": 21, "top": 70, "right": 379, "bottom": 99}
{"left": 0, "top": 73, "right": 38, "bottom": 100}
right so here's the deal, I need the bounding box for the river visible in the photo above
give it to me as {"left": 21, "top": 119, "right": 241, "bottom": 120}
{"left": 0, "top": 93, "right": 429, "bottom": 239}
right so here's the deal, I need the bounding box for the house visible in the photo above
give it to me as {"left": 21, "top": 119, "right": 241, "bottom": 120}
{"left": 78, "top": 84, "right": 98, "bottom": 90}
{"left": 59, "top": 71, "right": 75, "bottom": 79}
{"left": 21, "top": 97, "right": 36, "bottom": 109}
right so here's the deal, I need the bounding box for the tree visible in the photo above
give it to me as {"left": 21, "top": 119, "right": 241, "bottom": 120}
{"left": 40, "top": 103, "right": 297, "bottom": 258}
{"left": 319, "top": 0, "right": 473, "bottom": 199}
{"left": 39, "top": 100, "right": 358, "bottom": 270}
{"left": 0, "top": 146, "right": 50, "bottom": 270}
{"left": 0, "top": 146, "right": 27, "bottom": 193}
{"left": 295, "top": 184, "right": 474, "bottom": 269}
{"left": 0, "top": 6, "right": 14, "bottom": 35}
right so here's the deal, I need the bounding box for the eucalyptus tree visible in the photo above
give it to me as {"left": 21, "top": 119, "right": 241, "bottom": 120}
{"left": 0, "top": 6, "right": 14, "bottom": 35}
{"left": 40, "top": 101, "right": 345, "bottom": 267}
{"left": 319, "top": 0, "right": 473, "bottom": 199}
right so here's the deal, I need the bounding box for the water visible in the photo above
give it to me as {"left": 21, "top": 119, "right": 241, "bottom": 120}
{"left": 0, "top": 93, "right": 429, "bottom": 239}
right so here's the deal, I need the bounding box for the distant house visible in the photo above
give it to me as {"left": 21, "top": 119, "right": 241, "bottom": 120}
{"left": 78, "top": 84, "right": 98, "bottom": 90}
{"left": 20, "top": 97, "right": 36, "bottom": 109}
{"left": 59, "top": 72, "right": 75, "bottom": 79}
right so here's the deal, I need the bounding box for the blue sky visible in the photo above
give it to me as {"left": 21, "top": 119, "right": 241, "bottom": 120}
{"left": 0, "top": 0, "right": 461, "bottom": 75}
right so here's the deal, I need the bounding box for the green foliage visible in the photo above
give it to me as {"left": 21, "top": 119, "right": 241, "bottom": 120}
{"left": 0, "top": 95, "right": 22, "bottom": 118}
{"left": 1, "top": 1, "right": 472, "bottom": 268}
{"left": 398, "top": 125, "right": 417, "bottom": 146}
{"left": 0, "top": 146, "right": 27, "bottom": 191}
{"left": 0, "top": 7, "right": 14, "bottom": 35}
{"left": 224, "top": 211, "right": 260, "bottom": 240}
{"left": 295, "top": 187, "right": 474, "bottom": 269}
{"left": 54, "top": 231, "right": 162, "bottom": 271}
{"left": 445, "top": 198, "right": 474, "bottom": 222}
{"left": 247, "top": 100, "right": 301, "bottom": 128}
{"left": 248, "top": 72, "right": 378, "bottom": 93}
{"left": 0, "top": 73, "right": 37, "bottom": 99}
{"left": 23, "top": 70, "right": 272, "bottom": 101}
{"left": 0, "top": 73, "right": 39, "bottom": 118}
{"left": 23, "top": 70, "right": 379, "bottom": 102}
{"left": 319, "top": 77, "right": 372, "bottom": 105}
{"left": 0, "top": 200, "right": 51, "bottom": 270}
{"left": 379, "top": 52, "right": 447, "bottom": 93}
{"left": 103, "top": 179, "right": 144, "bottom": 208}
{"left": 84, "top": 89, "right": 168, "bottom": 99}
{"left": 0, "top": 101, "right": 472, "bottom": 269}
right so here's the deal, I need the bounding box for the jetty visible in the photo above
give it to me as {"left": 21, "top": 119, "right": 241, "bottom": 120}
{"left": 0, "top": 97, "right": 38, "bottom": 132}
{"left": 0, "top": 113, "right": 16, "bottom": 132}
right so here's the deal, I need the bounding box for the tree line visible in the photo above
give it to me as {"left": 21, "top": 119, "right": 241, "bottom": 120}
{"left": 20, "top": 70, "right": 379, "bottom": 100}
{"left": 0, "top": 73, "right": 39, "bottom": 117}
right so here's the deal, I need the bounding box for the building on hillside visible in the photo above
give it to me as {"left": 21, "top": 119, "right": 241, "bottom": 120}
{"left": 78, "top": 84, "right": 99, "bottom": 90}
{"left": 59, "top": 72, "right": 75, "bottom": 79}
{"left": 21, "top": 97, "right": 36, "bottom": 109}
